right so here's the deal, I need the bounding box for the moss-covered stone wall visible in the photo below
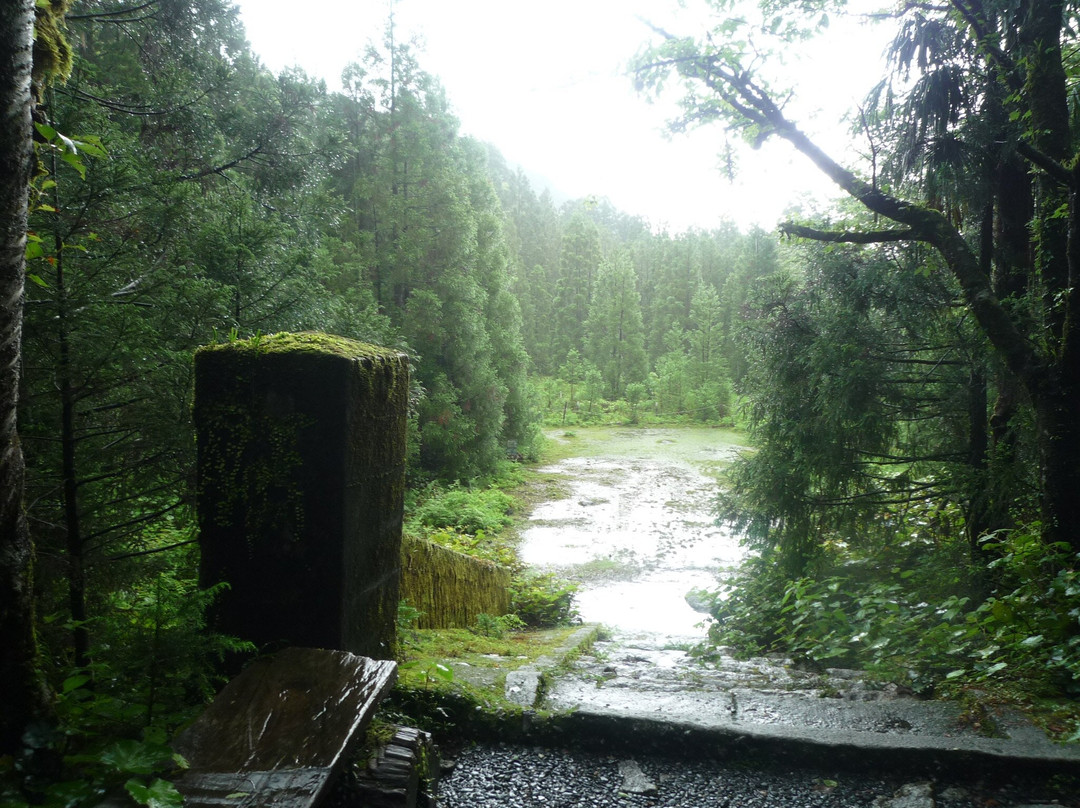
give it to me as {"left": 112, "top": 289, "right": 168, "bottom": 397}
{"left": 193, "top": 332, "right": 409, "bottom": 660}
{"left": 400, "top": 536, "right": 511, "bottom": 629}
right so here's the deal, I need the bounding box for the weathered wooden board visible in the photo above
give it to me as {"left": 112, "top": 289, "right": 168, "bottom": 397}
{"left": 173, "top": 647, "right": 396, "bottom": 808}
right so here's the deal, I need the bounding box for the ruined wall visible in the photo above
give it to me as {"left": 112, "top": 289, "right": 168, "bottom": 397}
{"left": 193, "top": 332, "right": 409, "bottom": 659}
{"left": 400, "top": 536, "right": 511, "bottom": 629}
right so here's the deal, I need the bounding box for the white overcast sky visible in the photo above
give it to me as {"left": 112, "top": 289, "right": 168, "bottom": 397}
{"left": 233, "top": 0, "right": 892, "bottom": 233}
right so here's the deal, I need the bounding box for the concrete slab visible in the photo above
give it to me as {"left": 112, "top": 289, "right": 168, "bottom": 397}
{"left": 505, "top": 625, "right": 600, "bottom": 707}
{"left": 540, "top": 630, "right": 1080, "bottom": 777}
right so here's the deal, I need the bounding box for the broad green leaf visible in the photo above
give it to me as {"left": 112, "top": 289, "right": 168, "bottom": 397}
{"left": 100, "top": 740, "right": 173, "bottom": 775}
{"left": 125, "top": 778, "right": 184, "bottom": 808}
{"left": 60, "top": 148, "right": 87, "bottom": 179}
{"left": 72, "top": 134, "right": 108, "bottom": 158}
{"left": 55, "top": 130, "right": 78, "bottom": 153}
{"left": 34, "top": 122, "right": 57, "bottom": 142}
{"left": 61, "top": 673, "right": 91, "bottom": 693}
{"left": 431, "top": 663, "right": 454, "bottom": 681}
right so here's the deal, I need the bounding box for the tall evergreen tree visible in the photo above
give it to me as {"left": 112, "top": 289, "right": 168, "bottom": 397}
{"left": 0, "top": 0, "right": 50, "bottom": 755}
{"left": 686, "top": 284, "right": 732, "bottom": 420}
{"left": 585, "top": 252, "right": 648, "bottom": 399}
{"left": 333, "top": 28, "right": 532, "bottom": 477}
{"left": 725, "top": 240, "right": 987, "bottom": 567}
{"left": 553, "top": 212, "right": 602, "bottom": 364}
{"left": 21, "top": 0, "right": 340, "bottom": 668}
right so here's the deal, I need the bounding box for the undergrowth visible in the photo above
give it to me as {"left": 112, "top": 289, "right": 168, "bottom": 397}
{"left": 701, "top": 515, "right": 1080, "bottom": 740}
{"left": 2, "top": 540, "right": 250, "bottom": 807}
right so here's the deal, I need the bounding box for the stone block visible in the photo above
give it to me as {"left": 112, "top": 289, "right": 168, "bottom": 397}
{"left": 193, "top": 332, "right": 409, "bottom": 659}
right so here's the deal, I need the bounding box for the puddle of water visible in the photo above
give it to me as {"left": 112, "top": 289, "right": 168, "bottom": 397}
{"left": 574, "top": 570, "right": 718, "bottom": 638}
{"left": 522, "top": 428, "right": 747, "bottom": 641}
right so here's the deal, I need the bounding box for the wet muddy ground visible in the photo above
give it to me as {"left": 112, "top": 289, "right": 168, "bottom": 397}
{"left": 520, "top": 426, "right": 746, "bottom": 639}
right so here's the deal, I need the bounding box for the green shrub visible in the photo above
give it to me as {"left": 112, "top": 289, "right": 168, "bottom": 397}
{"left": 412, "top": 486, "right": 515, "bottom": 535}
{"left": 510, "top": 573, "right": 579, "bottom": 628}
{"left": 397, "top": 599, "right": 424, "bottom": 631}
{"left": 706, "top": 522, "right": 1080, "bottom": 697}
{"left": 471, "top": 613, "right": 526, "bottom": 639}
{"left": 423, "top": 528, "right": 517, "bottom": 569}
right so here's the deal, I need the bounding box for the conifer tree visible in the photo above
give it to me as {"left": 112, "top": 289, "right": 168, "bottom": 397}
{"left": 585, "top": 252, "right": 648, "bottom": 399}
{"left": 553, "top": 212, "right": 602, "bottom": 364}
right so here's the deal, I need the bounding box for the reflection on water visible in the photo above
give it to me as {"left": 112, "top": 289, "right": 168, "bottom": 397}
{"left": 520, "top": 431, "right": 746, "bottom": 641}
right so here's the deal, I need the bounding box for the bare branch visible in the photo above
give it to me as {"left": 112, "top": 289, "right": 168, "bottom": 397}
{"left": 1015, "top": 141, "right": 1075, "bottom": 187}
{"left": 675, "top": 55, "right": 1042, "bottom": 386}
{"left": 177, "top": 146, "right": 264, "bottom": 181}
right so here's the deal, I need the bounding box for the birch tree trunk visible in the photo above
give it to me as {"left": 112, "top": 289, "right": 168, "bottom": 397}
{"left": 0, "top": 0, "right": 46, "bottom": 755}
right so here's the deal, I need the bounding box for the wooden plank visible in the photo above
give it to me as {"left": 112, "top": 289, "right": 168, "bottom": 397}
{"left": 173, "top": 647, "right": 396, "bottom": 808}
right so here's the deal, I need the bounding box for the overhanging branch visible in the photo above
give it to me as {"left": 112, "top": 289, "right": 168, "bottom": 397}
{"left": 779, "top": 223, "right": 917, "bottom": 243}
{"left": 679, "top": 53, "right": 1042, "bottom": 387}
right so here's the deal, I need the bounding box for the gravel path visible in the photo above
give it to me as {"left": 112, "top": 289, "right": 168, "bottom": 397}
{"left": 437, "top": 742, "right": 1075, "bottom": 808}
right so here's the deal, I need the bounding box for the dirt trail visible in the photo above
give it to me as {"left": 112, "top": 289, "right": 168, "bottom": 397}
{"left": 520, "top": 426, "right": 746, "bottom": 640}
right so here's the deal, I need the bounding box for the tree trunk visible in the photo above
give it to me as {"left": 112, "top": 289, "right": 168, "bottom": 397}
{"left": 1035, "top": 383, "right": 1080, "bottom": 549}
{"left": 55, "top": 236, "right": 91, "bottom": 669}
{"left": 0, "top": 0, "right": 47, "bottom": 755}
{"left": 1019, "top": 0, "right": 1080, "bottom": 550}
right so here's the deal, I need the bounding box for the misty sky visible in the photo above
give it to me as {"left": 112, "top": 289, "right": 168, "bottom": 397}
{"left": 233, "top": 0, "right": 891, "bottom": 232}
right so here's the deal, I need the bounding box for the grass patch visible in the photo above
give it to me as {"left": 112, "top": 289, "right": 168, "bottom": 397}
{"left": 399, "top": 626, "right": 580, "bottom": 676}
{"left": 387, "top": 625, "right": 591, "bottom": 740}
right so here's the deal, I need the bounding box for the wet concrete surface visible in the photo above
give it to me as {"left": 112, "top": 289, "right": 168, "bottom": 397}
{"left": 542, "top": 632, "right": 1080, "bottom": 771}
{"left": 519, "top": 428, "right": 1080, "bottom": 776}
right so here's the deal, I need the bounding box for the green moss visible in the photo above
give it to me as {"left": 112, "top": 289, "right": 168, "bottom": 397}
{"left": 33, "top": 0, "right": 74, "bottom": 97}
{"left": 399, "top": 536, "right": 511, "bottom": 629}
{"left": 382, "top": 626, "right": 596, "bottom": 744}
{"left": 198, "top": 402, "right": 311, "bottom": 537}
{"left": 395, "top": 626, "right": 579, "bottom": 701}
{"left": 194, "top": 332, "right": 409, "bottom": 541}
{"left": 198, "top": 331, "right": 404, "bottom": 361}
{"left": 193, "top": 331, "right": 410, "bottom": 657}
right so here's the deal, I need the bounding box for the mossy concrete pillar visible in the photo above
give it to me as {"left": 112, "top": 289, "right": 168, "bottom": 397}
{"left": 193, "top": 332, "right": 409, "bottom": 660}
